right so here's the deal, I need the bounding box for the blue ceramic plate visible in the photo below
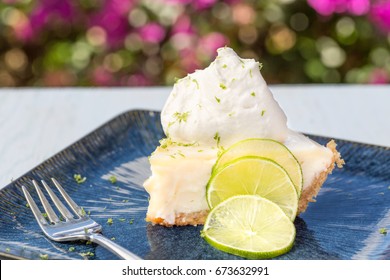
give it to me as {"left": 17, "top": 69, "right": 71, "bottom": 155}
{"left": 0, "top": 110, "right": 389, "bottom": 260}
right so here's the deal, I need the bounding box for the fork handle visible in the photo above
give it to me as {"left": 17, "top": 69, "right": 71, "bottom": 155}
{"left": 89, "top": 233, "right": 142, "bottom": 260}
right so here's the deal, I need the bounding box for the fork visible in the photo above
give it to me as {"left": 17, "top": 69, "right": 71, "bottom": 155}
{"left": 22, "top": 178, "right": 141, "bottom": 260}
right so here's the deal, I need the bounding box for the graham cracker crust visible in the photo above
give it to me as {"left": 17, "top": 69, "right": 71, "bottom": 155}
{"left": 298, "top": 140, "right": 344, "bottom": 213}
{"left": 146, "top": 210, "right": 208, "bottom": 227}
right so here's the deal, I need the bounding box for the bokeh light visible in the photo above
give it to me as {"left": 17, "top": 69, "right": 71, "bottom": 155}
{"left": 0, "top": 0, "right": 389, "bottom": 87}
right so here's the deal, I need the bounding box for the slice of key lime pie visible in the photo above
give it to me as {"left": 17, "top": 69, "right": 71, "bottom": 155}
{"left": 144, "top": 47, "right": 343, "bottom": 226}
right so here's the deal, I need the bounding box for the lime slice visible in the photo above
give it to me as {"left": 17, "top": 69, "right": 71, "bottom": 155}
{"left": 213, "top": 138, "right": 303, "bottom": 197}
{"left": 207, "top": 156, "right": 298, "bottom": 220}
{"left": 202, "top": 195, "right": 296, "bottom": 259}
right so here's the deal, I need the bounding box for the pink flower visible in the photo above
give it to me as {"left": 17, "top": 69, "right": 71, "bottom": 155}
{"left": 198, "top": 32, "right": 229, "bottom": 58}
{"left": 15, "top": 0, "right": 76, "bottom": 41}
{"left": 91, "top": 67, "right": 114, "bottom": 86}
{"left": 368, "top": 68, "right": 389, "bottom": 84}
{"left": 127, "top": 73, "right": 153, "bottom": 86}
{"left": 179, "top": 48, "right": 201, "bottom": 73}
{"left": 138, "top": 23, "right": 166, "bottom": 43}
{"left": 172, "top": 15, "right": 195, "bottom": 35}
{"left": 14, "top": 23, "right": 34, "bottom": 41}
{"left": 106, "top": 0, "right": 134, "bottom": 16}
{"left": 170, "top": 15, "right": 196, "bottom": 50}
{"left": 308, "top": 0, "right": 370, "bottom": 16}
{"left": 89, "top": 0, "right": 135, "bottom": 48}
{"left": 370, "top": 1, "right": 390, "bottom": 33}
{"left": 193, "top": 0, "right": 218, "bottom": 10}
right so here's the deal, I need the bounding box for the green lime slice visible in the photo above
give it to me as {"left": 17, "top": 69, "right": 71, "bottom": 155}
{"left": 214, "top": 138, "right": 303, "bottom": 197}
{"left": 202, "top": 195, "right": 296, "bottom": 259}
{"left": 207, "top": 156, "right": 298, "bottom": 220}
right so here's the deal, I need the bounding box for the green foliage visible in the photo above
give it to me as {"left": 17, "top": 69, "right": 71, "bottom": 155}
{"left": 0, "top": 0, "right": 389, "bottom": 87}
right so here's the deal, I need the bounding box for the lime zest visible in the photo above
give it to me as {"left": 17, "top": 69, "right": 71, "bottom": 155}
{"left": 173, "top": 111, "right": 190, "bottom": 123}
{"left": 74, "top": 174, "right": 86, "bottom": 184}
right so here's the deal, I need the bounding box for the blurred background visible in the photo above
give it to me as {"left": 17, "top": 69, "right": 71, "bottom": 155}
{"left": 0, "top": 0, "right": 389, "bottom": 87}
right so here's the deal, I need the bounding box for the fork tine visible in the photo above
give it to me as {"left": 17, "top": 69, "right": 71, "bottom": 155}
{"left": 51, "top": 178, "right": 83, "bottom": 217}
{"left": 41, "top": 180, "right": 75, "bottom": 221}
{"left": 22, "top": 186, "right": 48, "bottom": 226}
{"left": 32, "top": 180, "right": 60, "bottom": 223}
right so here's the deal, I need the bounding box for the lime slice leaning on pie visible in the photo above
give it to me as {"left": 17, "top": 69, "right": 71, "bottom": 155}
{"left": 213, "top": 138, "right": 303, "bottom": 197}
{"left": 207, "top": 156, "right": 298, "bottom": 221}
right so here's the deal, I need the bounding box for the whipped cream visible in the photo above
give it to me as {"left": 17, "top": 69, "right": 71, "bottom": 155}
{"left": 161, "top": 47, "right": 288, "bottom": 148}
{"left": 145, "top": 47, "right": 337, "bottom": 225}
{"left": 284, "top": 130, "right": 334, "bottom": 191}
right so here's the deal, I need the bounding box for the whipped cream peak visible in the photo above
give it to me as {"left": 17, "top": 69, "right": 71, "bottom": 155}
{"left": 161, "top": 47, "right": 288, "bottom": 148}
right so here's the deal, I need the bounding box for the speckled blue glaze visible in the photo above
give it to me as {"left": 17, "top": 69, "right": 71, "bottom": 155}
{"left": 0, "top": 110, "right": 389, "bottom": 260}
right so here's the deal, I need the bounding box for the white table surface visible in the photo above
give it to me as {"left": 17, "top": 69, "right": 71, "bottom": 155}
{"left": 0, "top": 85, "right": 389, "bottom": 190}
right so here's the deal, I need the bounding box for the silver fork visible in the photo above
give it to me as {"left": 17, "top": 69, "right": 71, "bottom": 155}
{"left": 22, "top": 178, "right": 141, "bottom": 260}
